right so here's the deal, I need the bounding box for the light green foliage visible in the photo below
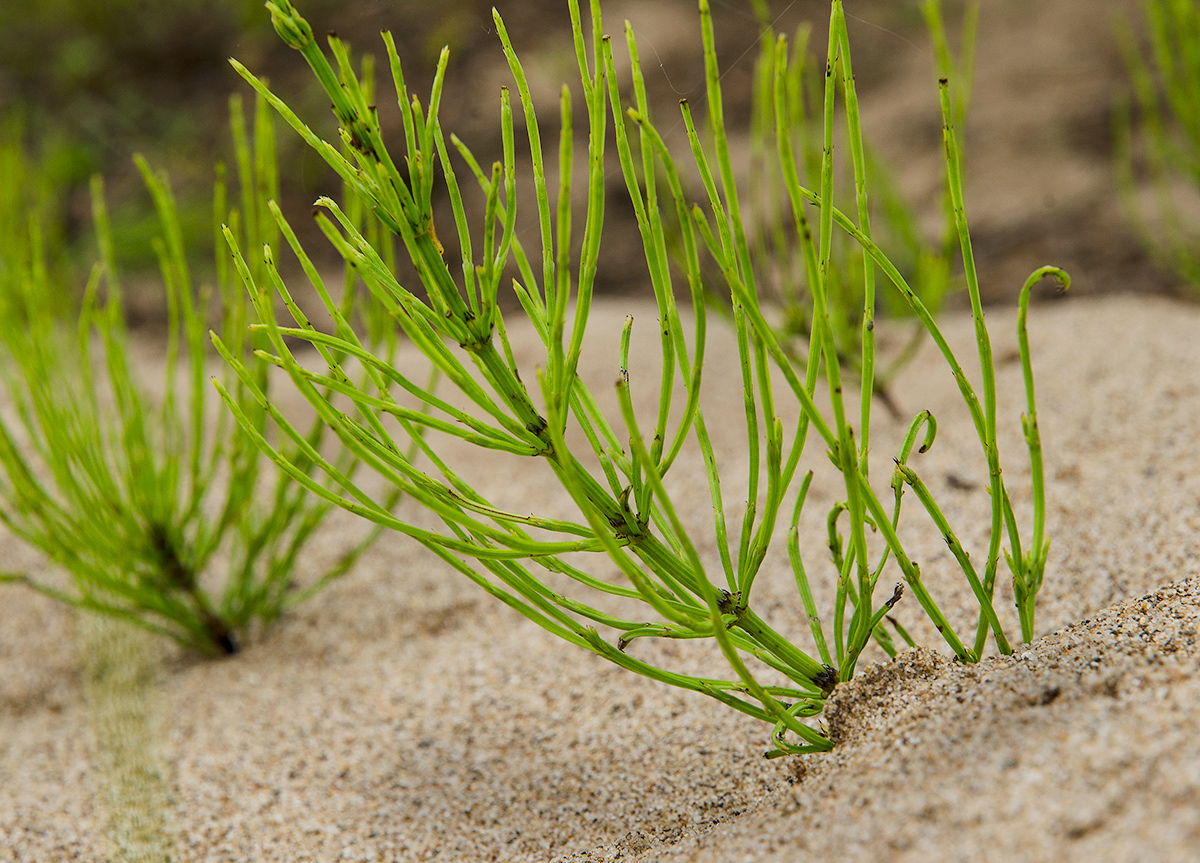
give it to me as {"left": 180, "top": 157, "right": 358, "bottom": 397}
{"left": 0, "top": 120, "right": 76, "bottom": 321}
{"left": 221, "top": 0, "right": 1065, "bottom": 752}
{"left": 1116, "top": 0, "right": 1200, "bottom": 290}
{"left": 0, "top": 95, "right": 391, "bottom": 656}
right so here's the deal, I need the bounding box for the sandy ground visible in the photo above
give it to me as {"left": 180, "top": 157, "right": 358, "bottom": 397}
{"left": 2, "top": 291, "right": 1199, "bottom": 862}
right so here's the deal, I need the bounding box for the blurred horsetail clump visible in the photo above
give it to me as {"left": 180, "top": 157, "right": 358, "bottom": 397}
{"left": 1116, "top": 0, "right": 1200, "bottom": 293}
{"left": 0, "top": 94, "right": 402, "bottom": 656}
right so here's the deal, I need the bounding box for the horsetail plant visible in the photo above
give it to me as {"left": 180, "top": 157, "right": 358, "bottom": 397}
{"left": 0, "top": 94, "right": 397, "bottom": 655}
{"left": 218, "top": 0, "right": 1066, "bottom": 753}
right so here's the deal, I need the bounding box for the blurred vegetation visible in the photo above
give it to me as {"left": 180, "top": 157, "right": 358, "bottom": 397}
{"left": 0, "top": 0, "right": 265, "bottom": 153}
{"left": 0, "top": 0, "right": 921, "bottom": 308}
{"left": 1116, "top": 0, "right": 1200, "bottom": 293}
{"left": 0, "top": 0, "right": 341, "bottom": 285}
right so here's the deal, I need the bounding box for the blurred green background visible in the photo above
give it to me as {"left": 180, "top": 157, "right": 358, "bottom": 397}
{"left": 2, "top": 0, "right": 1175, "bottom": 320}
{"left": 1, "top": 0, "right": 333, "bottom": 292}
{"left": 0, "top": 0, "right": 856, "bottom": 312}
